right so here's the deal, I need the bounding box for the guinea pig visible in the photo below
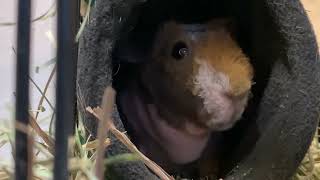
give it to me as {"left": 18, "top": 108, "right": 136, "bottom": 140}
{"left": 116, "top": 18, "right": 254, "bottom": 178}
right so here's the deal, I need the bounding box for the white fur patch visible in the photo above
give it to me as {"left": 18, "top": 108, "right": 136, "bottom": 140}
{"left": 193, "top": 59, "right": 236, "bottom": 129}
{"left": 193, "top": 59, "right": 231, "bottom": 111}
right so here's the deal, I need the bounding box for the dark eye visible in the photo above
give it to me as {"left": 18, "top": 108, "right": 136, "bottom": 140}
{"left": 171, "top": 41, "right": 189, "bottom": 60}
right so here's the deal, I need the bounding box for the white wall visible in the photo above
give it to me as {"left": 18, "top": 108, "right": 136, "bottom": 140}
{"left": 0, "top": 0, "right": 56, "bottom": 163}
{"left": 0, "top": 0, "right": 56, "bottom": 121}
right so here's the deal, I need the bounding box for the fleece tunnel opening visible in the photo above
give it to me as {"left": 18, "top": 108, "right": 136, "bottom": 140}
{"left": 77, "top": 0, "right": 320, "bottom": 178}
{"left": 111, "top": 0, "right": 275, "bottom": 178}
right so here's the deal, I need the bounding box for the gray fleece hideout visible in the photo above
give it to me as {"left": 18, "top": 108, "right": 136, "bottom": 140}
{"left": 77, "top": 0, "right": 320, "bottom": 179}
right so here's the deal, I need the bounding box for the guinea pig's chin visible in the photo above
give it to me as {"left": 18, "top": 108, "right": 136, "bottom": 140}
{"left": 202, "top": 95, "right": 248, "bottom": 131}
{"left": 205, "top": 117, "right": 238, "bottom": 131}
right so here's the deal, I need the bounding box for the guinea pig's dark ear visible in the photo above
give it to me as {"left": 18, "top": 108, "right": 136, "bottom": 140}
{"left": 207, "top": 18, "right": 237, "bottom": 37}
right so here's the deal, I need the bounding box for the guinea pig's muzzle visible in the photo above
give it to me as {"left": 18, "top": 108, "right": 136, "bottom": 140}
{"left": 192, "top": 60, "right": 251, "bottom": 131}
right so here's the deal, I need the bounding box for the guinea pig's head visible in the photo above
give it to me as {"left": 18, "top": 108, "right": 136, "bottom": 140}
{"left": 139, "top": 19, "right": 253, "bottom": 134}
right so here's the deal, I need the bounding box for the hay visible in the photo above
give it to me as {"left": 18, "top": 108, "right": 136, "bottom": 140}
{"left": 294, "top": 129, "right": 320, "bottom": 180}
{"left": 0, "top": 111, "right": 141, "bottom": 180}
{"left": 1, "top": 116, "right": 319, "bottom": 180}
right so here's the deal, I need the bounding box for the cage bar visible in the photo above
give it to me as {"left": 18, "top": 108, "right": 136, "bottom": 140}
{"left": 15, "top": 0, "right": 32, "bottom": 179}
{"left": 53, "top": 0, "right": 79, "bottom": 179}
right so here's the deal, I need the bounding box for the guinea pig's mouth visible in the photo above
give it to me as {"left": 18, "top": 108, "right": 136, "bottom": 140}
{"left": 197, "top": 93, "right": 249, "bottom": 131}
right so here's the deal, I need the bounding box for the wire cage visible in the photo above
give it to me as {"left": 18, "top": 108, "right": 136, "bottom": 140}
{"left": 15, "top": 0, "right": 79, "bottom": 180}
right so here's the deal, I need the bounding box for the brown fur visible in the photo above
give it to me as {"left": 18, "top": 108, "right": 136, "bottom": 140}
{"left": 196, "top": 27, "right": 253, "bottom": 97}
{"left": 140, "top": 19, "right": 253, "bottom": 130}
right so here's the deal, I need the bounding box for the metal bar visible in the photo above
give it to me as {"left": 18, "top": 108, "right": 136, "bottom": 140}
{"left": 72, "top": 0, "right": 81, "bottom": 135}
{"left": 15, "top": 0, "right": 32, "bottom": 179}
{"left": 53, "top": 0, "right": 79, "bottom": 179}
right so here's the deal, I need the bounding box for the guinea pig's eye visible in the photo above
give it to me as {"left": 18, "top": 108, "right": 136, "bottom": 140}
{"left": 171, "top": 41, "right": 189, "bottom": 60}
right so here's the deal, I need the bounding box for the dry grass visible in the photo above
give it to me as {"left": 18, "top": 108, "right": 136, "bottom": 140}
{"left": 0, "top": 103, "right": 144, "bottom": 180}
{"left": 0, "top": 85, "right": 173, "bottom": 180}
{"left": 294, "top": 132, "right": 320, "bottom": 180}
{"left": 87, "top": 87, "right": 172, "bottom": 179}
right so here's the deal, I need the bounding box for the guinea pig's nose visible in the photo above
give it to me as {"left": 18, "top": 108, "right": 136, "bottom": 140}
{"left": 232, "top": 91, "right": 250, "bottom": 100}
{"left": 225, "top": 86, "right": 251, "bottom": 100}
{"left": 228, "top": 79, "right": 252, "bottom": 99}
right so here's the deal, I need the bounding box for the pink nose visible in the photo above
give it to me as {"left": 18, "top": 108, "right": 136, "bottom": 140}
{"left": 225, "top": 89, "right": 250, "bottom": 101}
